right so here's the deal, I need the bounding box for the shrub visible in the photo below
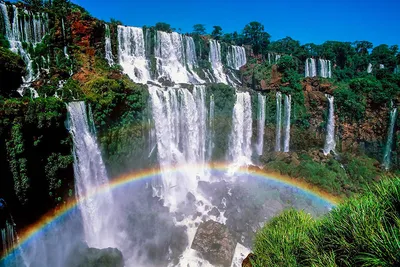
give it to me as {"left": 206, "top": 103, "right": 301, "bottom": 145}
{"left": 252, "top": 177, "right": 400, "bottom": 267}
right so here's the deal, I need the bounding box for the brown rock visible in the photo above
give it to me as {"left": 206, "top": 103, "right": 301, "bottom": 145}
{"left": 242, "top": 253, "right": 256, "bottom": 267}
{"left": 191, "top": 220, "right": 237, "bottom": 267}
{"left": 260, "top": 79, "right": 267, "bottom": 90}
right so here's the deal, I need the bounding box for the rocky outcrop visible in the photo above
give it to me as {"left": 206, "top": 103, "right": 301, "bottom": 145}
{"left": 65, "top": 242, "right": 124, "bottom": 267}
{"left": 191, "top": 220, "right": 237, "bottom": 267}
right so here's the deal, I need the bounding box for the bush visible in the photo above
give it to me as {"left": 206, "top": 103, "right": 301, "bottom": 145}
{"left": 251, "top": 177, "right": 400, "bottom": 267}
{"left": 265, "top": 154, "right": 380, "bottom": 196}
{"left": 334, "top": 86, "right": 366, "bottom": 121}
{"left": 253, "top": 209, "right": 315, "bottom": 266}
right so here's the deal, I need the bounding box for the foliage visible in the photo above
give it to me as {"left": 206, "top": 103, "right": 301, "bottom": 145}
{"left": 0, "top": 47, "right": 25, "bottom": 96}
{"left": 252, "top": 177, "right": 400, "bottom": 267}
{"left": 0, "top": 97, "right": 73, "bottom": 206}
{"left": 207, "top": 84, "right": 236, "bottom": 160}
{"left": 334, "top": 85, "right": 366, "bottom": 121}
{"left": 192, "top": 24, "right": 206, "bottom": 35}
{"left": 154, "top": 22, "right": 173, "bottom": 33}
{"left": 0, "top": 33, "right": 10, "bottom": 48}
{"left": 264, "top": 153, "right": 380, "bottom": 196}
{"left": 371, "top": 44, "right": 398, "bottom": 70}
{"left": 85, "top": 76, "right": 149, "bottom": 130}
{"left": 253, "top": 209, "right": 315, "bottom": 266}
{"left": 211, "top": 25, "right": 223, "bottom": 40}
{"left": 243, "top": 21, "right": 270, "bottom": 55}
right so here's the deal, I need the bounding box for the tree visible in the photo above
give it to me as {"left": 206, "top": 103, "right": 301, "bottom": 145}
{"left": 192, "top": 24, "right": 206, "bottom": 35}
{"left": 371, "top": 44, "right": 397, "bottom": 70}
{"left": 243, "top": 21, "right": 270, "bottom": 55}
{"left": 211, "top": 26, "right": 223, "bottom": 40}
{"left": 22, "top": 0, "right": 44, "bottom": 8}
{"left": 353, "top": 41, "right": 373, "bottom": 55}
{"left": 268, "top": 37, "right": 303, "bottom": 58}
{"left": 155, "top": 22, "right": 173, "bottom": 33}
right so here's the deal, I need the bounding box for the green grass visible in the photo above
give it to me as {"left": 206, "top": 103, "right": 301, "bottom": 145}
{"left": 251, "top": 177, "right": 400, "bottom": 266}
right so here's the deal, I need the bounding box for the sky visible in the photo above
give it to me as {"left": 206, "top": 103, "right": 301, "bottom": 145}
{"left": 72, "top": 0, "right": 400, "bottom": 46}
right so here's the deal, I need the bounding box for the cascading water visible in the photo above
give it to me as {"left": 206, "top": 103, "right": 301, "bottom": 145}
{"left": 118, "top": 25, "right": 152, "bottom": 83}
{"left": 283, "top": 94, "right": 291, "bottom": 153}
{"left": 148, "top": 85, "right": 209, "bottom": 210}
{"left": 1, "top": 221, "right": 16, "bottom": 258}
{"left": 275, "top": 92, "right": 282, "bottom": 151}
{"left": 268, "top": 53, "right": 281, "bottom": 65}
{"left": 0, "top": 199, "right": 16, "bottom": 257}
{"left": 229, "top": 92, "right": 253, "bottom": 165}
{"left": 319, "top": 59, "right": 332, "bottom": 78}
{"left": 208, "top": 94, "right": 215, "bottom": 161}
{"left": 67, "top": 101, "right": 117, "bottom": 249}
{"left": 209, "top": 40, "right": 227, "bottom": 84}
{"left": 0, "top": 3, "right": 48, "bottom": 96}
{"left": 379, "top": 64, "right": 385, "bottom": 69}
{"left": 226, "top": 46, "right": 246, "bottom": 70}
{"left": 367, "top": 63, "right": 373, "bottom": 73}
{"left": 383, "top": 105, "right": 398, "bottom": 170}
{"left": 185, "top": 35, "right": 198, "bottom": 73}
{"left": 105, "top": 24, "right": 114, "bottom": 65}
{"left": 155, "top": 31, "right": 203, "bottom": 84}
{"left": 256, "top": 93, "right": 266, "bottom": 156}
{"left": 323, "top": 94, "right": 336, "bottom": 155}
{"left": 305, "top": 58, "right": 317, "bottom": 77}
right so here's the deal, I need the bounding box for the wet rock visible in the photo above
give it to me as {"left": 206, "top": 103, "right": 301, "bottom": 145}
{"left": 65, "top": 242, "right": 124, "bottom": 267}
{"left": 186, "top": 192, "right": 196, "bottom": 203}
{"left": 208, "top": 207, "right": 220, "bottom": 217}
{"left": 191, "top": 220, "right": 237, "bottom": 267}
{"left": 192, "top": 211, "right": 202, "bottom": 220}
{"left": 175, "top": 212, "right": 185, "bottom": 222}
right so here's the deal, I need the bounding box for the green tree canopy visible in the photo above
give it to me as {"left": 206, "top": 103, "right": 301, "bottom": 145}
{"left": 371, "top": 44, "right": 398, "bottom": 70}
{"left": 211, "top": 26, "right": 223, "bottom": 40}
{"left": 155, "top": 22, "right": 173, "bottom": 33}
{"left": 192, "top": 24, "right": 206, "bottom": 35}
{"left": 243, "top": 21, "right": 270, "bottom": 55}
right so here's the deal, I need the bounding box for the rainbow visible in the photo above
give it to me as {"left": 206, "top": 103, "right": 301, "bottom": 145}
{"left": 1, "top": 162, "right": 340, "bottom": 261}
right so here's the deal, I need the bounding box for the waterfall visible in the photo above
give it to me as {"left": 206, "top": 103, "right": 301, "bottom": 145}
{"left": 323, "top": 95, "right": 336, "bottom": 155}
{"left": 256, "top": 93, "right": 266, "bottom": 156}
{"left": 0, "top": 3, "right": 48, "bottom": 96}
{"left": 155, "top": 31, "right": 203, "bottom": 84}
{"left": 148, "top": 85, "right": 208, "bottom": 210}
{"left": 383, "top": 105, "right": 398, "bottom": 170}
{"left": 184, "top": 35, "right": 198, "bottom": 71}
{"left": 117, "top": 26, "right": 204, "bottom": 84}
{"left": 283, "top": 94, "right": 291, "bottom": 152}
{"left": 267, "top": 53, "right": 281, "bottom": 65}
{"left": 209, "top": 40, "right": 227, "bottom": 84}
{"left": 226, "top": 45, "right": 246, "bottom": 70}
{"left": 275, "top": 92, "right": 282, "bottom": 151}
{"left": 379, "top": 64, "right": 385, "bottom": 69}
{"left": 67, "top": 102, "right": 117, "bottom": 249}
{"left": 367, "top": 63, "right": 373, "bottom": 73}
{"left": 319, "top": 59, "right": 332, "bottom": 78}
{"left": 305, "top": 58, "right": 317, "bottom": 77}
{"left": 0, "top": 199, "right": 16, "bottom": 257}
{"left": 229, "top": 92, "right": 253, "bottom": 164}
{"left": 105, "top": 24, "right": 114, "bottom": 65}
{"left": 1, "top": 221, "right": 16, "bottom": 258}
{"left": 118, "top": 25, "right": 152, "bottom": 83}
{"left": 208, "top": 94, "right": 215, "bottom": 160}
